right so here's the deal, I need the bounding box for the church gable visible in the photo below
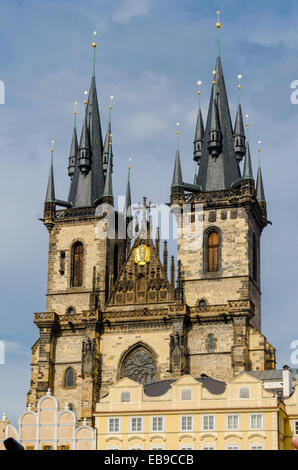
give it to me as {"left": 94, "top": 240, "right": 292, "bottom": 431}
{"left": 108, "top": 238, "right": 174, "bottom": 306}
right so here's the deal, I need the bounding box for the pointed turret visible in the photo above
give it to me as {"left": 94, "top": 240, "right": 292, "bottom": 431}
{"left": 208, "top": 98, "right": 222, "bottom": 158}
{"left": 68, "top": 104, "right": 79, "bottom": 179}
{"left": 256, "top": 167, "right": 266, "bottom": 202}
{"left": 78, "top": 116, "right": 91, "bottom": 175}
{"left": 197, "top": 57, "right": 241, "bottom": 191}
{"left": 193, "top": 85, "right": 204, "bottom": 164}
{"left": 68, "top": 127, "right": 78, "bottom": 178}
{"left": 102, "top": 143, "right": 113, "bottom": 205}
{"left": 124, "top": 162, "right": 132, "bottom": 219}
{"left": 102, "top": 120, "right": 112, "bottom": 177}
{"left": 233, "top": 104, "right": 246, "bottom": 161}
{"left": 45, "top": 147, "right": 55, "bottom": 203}
{"left": 243, "top": 141, "right": 253, "bottom": 180}
{"left": 171, "top": 125, "right": 183, "bottom": 189}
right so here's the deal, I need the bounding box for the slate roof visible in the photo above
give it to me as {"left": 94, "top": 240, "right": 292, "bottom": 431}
{"left": 144, "top": 375, "right": 226, "bottom": 397}
{"left": 197, "top": 57, "right": 241, "bottom": 191}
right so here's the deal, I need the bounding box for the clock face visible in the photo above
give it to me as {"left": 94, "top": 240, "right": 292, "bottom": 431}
{"left": 134, "top": 244, "right": 150, "bottom": 266}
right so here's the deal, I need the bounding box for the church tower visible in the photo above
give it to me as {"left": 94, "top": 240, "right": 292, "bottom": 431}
{"left": 28, "top": 21, "right": 276, "bottom": 425}
{"left": 170, "top": 17, "right": 275, "bottom": 380}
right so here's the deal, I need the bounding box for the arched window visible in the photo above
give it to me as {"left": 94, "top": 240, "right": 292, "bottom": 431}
{"left": 207, "top": 231, "right": 219, "bottom": 272}
{"left": 208, "top": 334, "right": 214, "bottom": 352}
{"left": 199, "top": 299, "right": 206, "bottom": 307}
{"left": 252, "top": 234, "right": 257, "bottom": 282}
{"left": 66, "top": 306, "right": 75, "bottom": 315}
{"left": 121, "top": 346, "right": 157, "bottom": 385}
{"left": 71, "top": 242, "right": 83, "bottom": 287}
{"left": 65, "top": 367, "right": 75, "bottom": 388}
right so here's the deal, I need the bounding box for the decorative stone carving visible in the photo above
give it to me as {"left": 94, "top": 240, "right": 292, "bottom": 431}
{"left": 121, "top": 348, "right": 157, "bottom": 384}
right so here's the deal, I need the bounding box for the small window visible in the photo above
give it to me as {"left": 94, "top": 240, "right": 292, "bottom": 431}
{"left": 250, "top": 444, "right": 264, "bottom": 450}
{"left": 207, "top": 231, "right": 219, "bottom": 272}
{"left": 208, "top": 334, "right": 214, "bottom": 352}
{"left": 180, "top": 416, "right": 193, "bottom": 432}
{"left": 293, "top": 421, "right": 298, "bottom": 435}
{"left": 202, "top": 445, "right": 216, "bottom": 450}
{"left": 66, "top": 307, "right": 74, "bottom": 315}
{"left": 199, "top": 299, "right": 206, "bottom": 307}
{"left": 120, "top": 391, "right": 131, "bottom": 403}
{"left": 65, "top": 367, "right": 75, "bottom": 388}
{"left": 43, "top": 446, "right": 53, "bottom": 450}
{"left": 226, "top": 444, "right": 240, "bottom": 450}
{"left": 181, "top": 389, "right": 192, "bottom": 401}
{"left": 239, "top": 387, "right": 250, "bottom": 399}
{"left": 180, "top": 445, "right": 194, "bottom": 450}
{"left": 202, "top": 415, "right": 216, "bottom": 431}
{"left": 130, "top": 417, "right": 143, "bottom": 433}
{"left": 250, "top": 414, "right": 264, "bottom": 430}
{"left": 226, "top": 415, "right": 240, "bottom": 430}
{"left": 108, "top": 418, "right": 121, "bottom": 433}
{"left": 151, "top": 416, "right": 164, "bottom": 432}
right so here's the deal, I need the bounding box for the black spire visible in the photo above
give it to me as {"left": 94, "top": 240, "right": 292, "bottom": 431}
{"left": 45, "top": 148, "right": 55, "bottom": 203}
{"left": 233, "top": 104, "right": 246, "bottom": 161}
{"left": 256, "top": 163, "right": 266, "bottom": 203}
{"left": 67, "top": 41, "right": 105, "bottom": 207}
{"left": 171, "top": 149, "right": 183, "bottom": 188}
{"left": 193, "top": 108, "right": 204, "bottom": 164}
{"left": 124, "top": 164, "right": 132, "bottom": 219}
{"left": 102, "top": 144, "right": 113, "bottom": 205}
{"left": 78, "top": 116, "right": 91, "bottom": 175}
{"left": 102, "top": 120, "right": 112, "bottom": 178}
{"left": 68, "top": 126, "right": 78, "bottom": 179}
{"left": 243, "top": 141, "right": 253, "bottom": 180}
{"left": 197, "top": 57, "right": 241, "bottom": 191}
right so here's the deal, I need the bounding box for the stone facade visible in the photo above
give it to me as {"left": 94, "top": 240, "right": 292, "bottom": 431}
{"left": 27, "top": 177, "right": 276, "bottom": 426}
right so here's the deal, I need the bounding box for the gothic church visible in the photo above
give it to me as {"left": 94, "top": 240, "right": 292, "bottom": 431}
{"left": 27, "top": 32, "right": 276, "bottom": 425}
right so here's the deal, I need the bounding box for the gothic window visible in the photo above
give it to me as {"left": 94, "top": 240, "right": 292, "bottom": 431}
{"left": 65, "top": 367, "right": 75, "bottom": 388}
{"left": 121, "top": 347, "right": 157, "bottom": 385}
{"left": 199, "top": 299, "right": 206, "bottom": 307}
{"left": 207, "top": 231, "right": 219, "bottom": 272}
{"left": 252, "top": 234, "right": 258, "bottom": 282}
{"left": 66, "top": 306, "right": 75, "bottom": 315}
{"left": 71, "top": 242, "right": 83, "bottom": 287}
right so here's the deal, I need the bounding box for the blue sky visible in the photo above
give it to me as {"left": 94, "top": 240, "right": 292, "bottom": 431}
{"left": 1, "top": 0, "right": 298, "bottom": 425}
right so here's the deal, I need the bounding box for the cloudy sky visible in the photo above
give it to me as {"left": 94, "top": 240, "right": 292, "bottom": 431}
{"left": 1, "top": 0, "right": 298, "bottom": 425}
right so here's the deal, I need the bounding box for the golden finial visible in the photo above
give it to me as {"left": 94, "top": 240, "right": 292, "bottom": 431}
{"left": 216, "top": 10, "right": 221, "bottom": 29}
{"left": 176, "top": 122, "right": 180, "bottom": 135}
{"left": 237, "top": 74, "right": 242, "bottom": 90}
{"left": 109, "top": 95, "right": 114, "bottom": 110}
{"left": 128, "top": 157, "right": 132, "bottom": 170}
{"left": 84, "top": 90, "right": 88, "bottom": 105}
{"left": 92, "top": 30, "right": 97, "bottom": 48}
{"left": 245, "top": 114, "right": 249, "bottom": 128}
{"left": 73, "top": 101, "right": 78, "bottom": 115}
{"left": 50, "top": 140, "right": 55, "bottom": 152}
{"left": 197, "top": 80, "right": 202, "bottom": 95}
{"left": 257, "top": 140, "right": 262, "bottom": 153}
{"left": 212, "top": 70, "right": 216, "bottom": 85}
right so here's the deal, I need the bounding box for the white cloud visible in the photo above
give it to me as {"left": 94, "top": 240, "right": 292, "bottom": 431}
{"left": 113, "top": 0, "right": 152, "bottom": 22}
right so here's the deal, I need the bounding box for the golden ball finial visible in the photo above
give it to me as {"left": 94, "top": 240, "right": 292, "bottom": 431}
{"left": 176, "top": 122, "right": 180, "bottom": 135}
{"left": 216, "top": 10, "right": 221, "bottom": 28}
{"left": 73, "top": 101, "right": 78, "bottom": 115}
{"left": 245, "top": 114, "right": 249, "bottom": 127}
{"left": 84, "top": 90, "right": 88, "bottom": 105}
{"left": 197, "top": 80, "right": 202, "bottom": 95}
{"left": 92, "top": 30, "right": 97, "bottom": 48}
{"left": 50, "top": 139, "right": 55, "bottom": 152}
{"left": 128, "top": 157, "right": 132, "bottom": 170}
{"left": 237, "top": 74, "right": 242, "bottom": 90}
{"left": 109, "top": 105, "right": 112, "bottom": 109}
{"left": 258, "top": 140, "right": 262, "bottom": 152}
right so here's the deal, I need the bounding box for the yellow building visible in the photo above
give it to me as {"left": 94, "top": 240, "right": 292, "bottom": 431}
{"left": 94, "top": 372, "right": 298, "bottom": 451}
